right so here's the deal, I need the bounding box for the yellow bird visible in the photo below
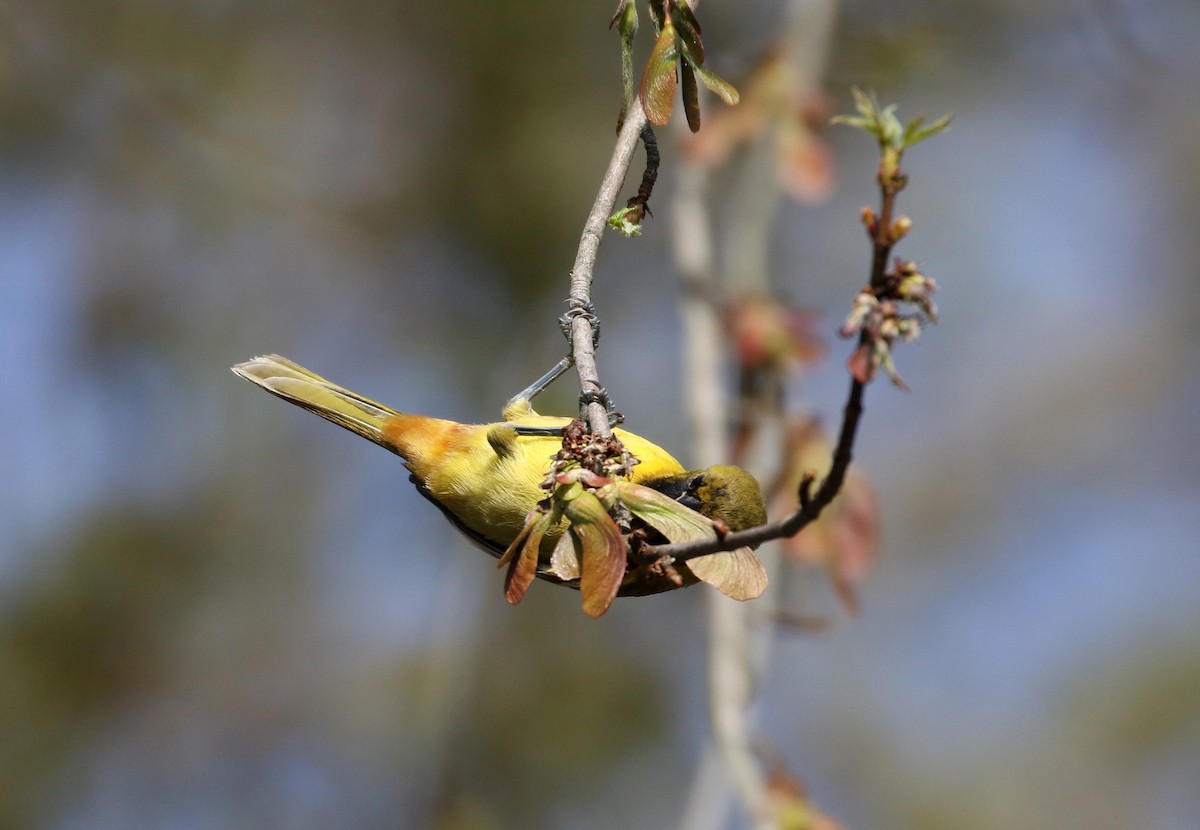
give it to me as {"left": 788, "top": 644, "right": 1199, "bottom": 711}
{"left": 232, "top": 355, "right": 766, "bottom": 598}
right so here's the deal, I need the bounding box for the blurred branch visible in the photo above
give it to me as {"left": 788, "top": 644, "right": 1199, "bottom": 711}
{"left": 674, "top": 2, "right": 841, "bottom": 828}
{"left": 672, "top": 99, "right": 748, "bottom": 830}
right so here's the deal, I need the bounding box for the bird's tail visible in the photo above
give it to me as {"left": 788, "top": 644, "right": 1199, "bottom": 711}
{"left": 232, "top": 354, "right": 401, "bottom": 451}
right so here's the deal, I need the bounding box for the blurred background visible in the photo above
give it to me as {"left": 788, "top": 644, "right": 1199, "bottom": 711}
{"left": 2, "top": 1, "right": 1199, "bottom": 828}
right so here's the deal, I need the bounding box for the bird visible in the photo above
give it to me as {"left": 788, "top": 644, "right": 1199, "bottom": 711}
{"left": 232, "top": 354, "right": 766, "bottom": 598}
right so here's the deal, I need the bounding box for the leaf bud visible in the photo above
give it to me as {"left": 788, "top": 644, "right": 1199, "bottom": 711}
{"left": 889, "top": 215, "right": 913, "bottom": 242}
{"left": 860, "top": 205, "right": 877, "bottom": 233}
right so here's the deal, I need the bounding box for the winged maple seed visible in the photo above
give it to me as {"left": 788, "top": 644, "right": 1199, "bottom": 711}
{"left": 501, "top": 466, "right": 767, "bottom": 618}
{"left": 637, "top": 0, "right": 739, "bottom": 132}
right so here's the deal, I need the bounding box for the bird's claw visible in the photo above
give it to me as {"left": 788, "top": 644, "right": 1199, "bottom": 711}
{"left": 579, "top": 387, "right": 623, "bottom": 427}
{"left": 560, "top": 301, "right": 601, "bottom": 349}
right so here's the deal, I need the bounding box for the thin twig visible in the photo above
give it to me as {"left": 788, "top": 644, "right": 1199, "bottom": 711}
{"left": 644, "top": 376, "right": 865, "bottom": 563}
{"left": 627, "top": 125, "right": 659, "bottom": 216}
{"left": 567, "top": 104, "right": 649, "bottom": 437}
{"left": 648, "top": 99, "right": 910, "bottom": 566}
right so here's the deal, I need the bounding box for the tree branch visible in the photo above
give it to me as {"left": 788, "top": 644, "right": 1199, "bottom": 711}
{"left": 646, "top": 118, "right": 910, "bottom": 565}
{"left": 644, "top": 375, "right": 865, "bottom": 563}
{"left": 567, "top": 103, "right": 649, "bottom": 438}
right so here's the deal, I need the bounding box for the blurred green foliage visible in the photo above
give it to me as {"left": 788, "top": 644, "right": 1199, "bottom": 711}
{"left": 0, "top": 509, "right": 209, "bottom": 828}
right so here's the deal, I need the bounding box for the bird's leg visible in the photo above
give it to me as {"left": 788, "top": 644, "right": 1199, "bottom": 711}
{"left": 506, "top": 355, "right": 574, "bottom": 411}
{"left": 507, "top": 356, "right": 576, "bottom": 436}
{"left": 504, "top": 309, "right": 581, "bottom": 436}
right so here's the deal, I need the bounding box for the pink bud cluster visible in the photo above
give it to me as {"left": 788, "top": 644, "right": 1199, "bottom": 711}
{"left": 840, "top": 258, "right": 939, "bottom": 390}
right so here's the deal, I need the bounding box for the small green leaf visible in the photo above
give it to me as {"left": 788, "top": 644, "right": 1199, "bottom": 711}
{"left": 830, "top": 110, "right": 870, "bottom": 129}
{"left": 829, "top": 114, "right": 872, "bottom": 132}
{"left": 878, "top": 104, "right": 903, "bottom": 148}
{"left": 834, "top": 87, "right": 950, "bottom": 154}
{"left": 640, "top": 17, "right": 679, "bottom": 126}
{"left": 849, "top": 86, "right": 874, "bottom": 119}
{"left": 904, "top": 113, "right": 952, "bottom": 146}
{"left": 833, "top": 87, "right": 887, "bottom": 142}
{"left": 608, "top": 204, "right": 645, "bottom": 237}
{"left": 691, "top": 63, "right": 739, "bottom": 106}
{"left": 686, "top": 547, "right": 768, "bottom": 600}
{"left": 903, "top": 114, "right": 926, "bottom": 142}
